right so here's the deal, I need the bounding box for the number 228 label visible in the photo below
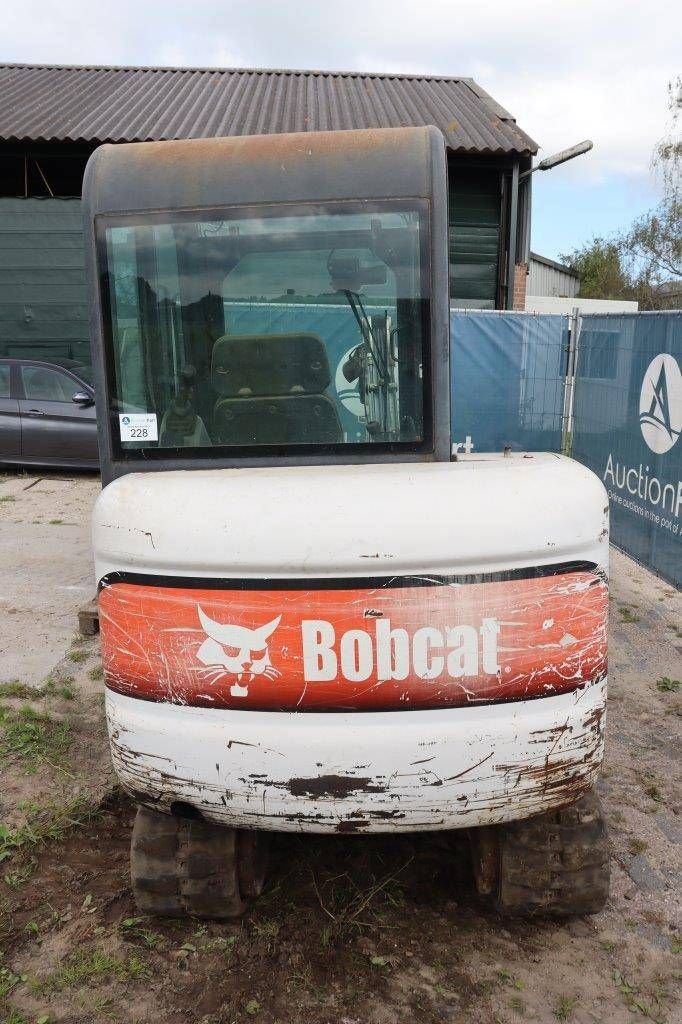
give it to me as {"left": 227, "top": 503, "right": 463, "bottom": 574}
{"left": 119, "top": 413, "right": 158, "bottom": 442}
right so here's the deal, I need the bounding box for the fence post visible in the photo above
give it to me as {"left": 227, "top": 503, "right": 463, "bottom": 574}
{"left": 562, "top": 306, "right": 581, "bottom": 454}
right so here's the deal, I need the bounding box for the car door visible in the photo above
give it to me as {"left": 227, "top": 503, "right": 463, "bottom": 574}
{"left": 18, "top": 363, "right": 98, "bottom": 466}
{"left": 0, "top": 362, "right": 22, "bottom": 461}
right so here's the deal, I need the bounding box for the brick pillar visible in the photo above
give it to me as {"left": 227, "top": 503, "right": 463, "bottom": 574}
{"left": 513, "top": 263, "right": 528, "bottom": 310}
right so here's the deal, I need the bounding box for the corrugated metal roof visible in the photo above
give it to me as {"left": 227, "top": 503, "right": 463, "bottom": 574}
{"left": 0, "top": 63, "right": 538, "bottom": 155}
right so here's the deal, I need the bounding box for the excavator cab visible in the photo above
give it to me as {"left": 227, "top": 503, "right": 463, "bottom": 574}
{"left": 84, "top": 127, "right": 610, "bottom": 919}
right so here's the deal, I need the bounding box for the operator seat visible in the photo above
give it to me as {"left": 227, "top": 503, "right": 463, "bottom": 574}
{"left": 211, "top": 333, "right": 342, "bottom": 446}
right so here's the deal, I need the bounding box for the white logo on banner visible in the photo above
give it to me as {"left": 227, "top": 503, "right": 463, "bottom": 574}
{"left": 639, "top": 354, "right": 682, "bottom": 455}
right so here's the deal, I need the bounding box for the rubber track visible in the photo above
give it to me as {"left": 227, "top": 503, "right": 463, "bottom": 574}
{"left": 131, "top": 807, "right": 247, "bottom": 919}
{"left": 495, "top": 789, "right": 610, "bottom": 917}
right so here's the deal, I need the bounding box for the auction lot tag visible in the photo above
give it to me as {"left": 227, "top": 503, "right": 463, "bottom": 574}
{"left": 119, "top": 413, "right": 158, "bottom": 442}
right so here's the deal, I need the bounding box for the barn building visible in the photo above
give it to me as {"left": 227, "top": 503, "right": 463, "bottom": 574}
{"left": 0, "top": 63, "right": 538, "bottom": 368}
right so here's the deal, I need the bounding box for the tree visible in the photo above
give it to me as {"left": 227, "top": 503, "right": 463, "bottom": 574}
{"left": 561, "top": 238, "right": 633, "bottom": 300}
{"left": 619, "top": 76, "right": 681, "bottom": 307}
{"left": 561, "top": 79, "right": 681, "bottom": 309}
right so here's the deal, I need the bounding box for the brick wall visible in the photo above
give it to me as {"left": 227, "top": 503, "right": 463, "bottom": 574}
{"left": 513, "top": 263, "right": 528, "bottom": 310}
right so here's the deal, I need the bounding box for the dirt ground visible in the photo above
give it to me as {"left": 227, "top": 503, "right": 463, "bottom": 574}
{"left": 0, "top": 473, "right": 680, "bottom": 1024}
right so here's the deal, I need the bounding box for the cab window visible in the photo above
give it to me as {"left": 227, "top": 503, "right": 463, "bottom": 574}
{"left": 100, "top": 201, "right": 431, "bottom": 457}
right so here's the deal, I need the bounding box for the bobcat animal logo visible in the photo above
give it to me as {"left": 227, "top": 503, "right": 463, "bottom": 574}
{"left": 196, "top": 607, "right": 282, "bottom": 698}
{"left": 639, "top": 353, "right": 682, "bottom": 455}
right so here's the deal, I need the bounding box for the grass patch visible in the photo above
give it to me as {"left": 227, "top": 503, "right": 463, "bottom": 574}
{"left": 0, "top": 682, "right": 35, "bottom": 699}
{"left": 628, "top": 838, "right": 648, "bottom": 855}
{"left": 0, "top": 678, "right": 76, "bottom": 701}
{"left": 0, "top": 495, "right": 16, "bottom": 504}
{"left": 32, "top": 947, "right": 150, "bottom": 992}
{"left": 618, "top": 606, "right": 640, "bottom": 624}
{"left": 68, "top": 649, "right": 88, "bottom": 664}
{"left": 48, "top": 518, "right": 63, "bottom": 525}
{"left": 88, "top": 665, "right": 104, "bottom": 682}
{"left": 656, "top": 676, "right": 680, "bottom": 693}
{"left": 0, "top": 797, "right": 100, "bottom": 867}
{"left": 119, "top": 917, "right": 163, "bottom": 949}
{"left": 553, "top": 995, "right": 578, "bottom": 1020}
{"left": 0, "top": 704, "right": 71, "bottom": 771}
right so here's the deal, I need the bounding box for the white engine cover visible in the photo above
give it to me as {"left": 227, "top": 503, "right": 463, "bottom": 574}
{"left": 94, "top": 454, "right": 609, "bottom": 832}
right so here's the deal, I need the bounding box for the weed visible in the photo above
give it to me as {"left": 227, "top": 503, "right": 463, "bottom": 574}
{"left": 671, "top": 937, "right": 681, "bottom": 954}
{"left": 618, "top": 606, "right": 640, "bottom": 624}
{"left": 3, "top": 865, "right": 33, "bottom": 890}
{"left": 2, "top": 677, "right": 76, "bottom": 701}
{"left": 88, "top": 665, "right": 104, "bottom": 682}
{"left": 0, "top": 797, "right": 100, "bottom": 865}
{"left": 4, "top": 1010, "right": 29, "bottom": 1024}
{"left": 0, "top": 966, "right": 26, "bottom": 998}
{"left": 0, "top": 682, "right": 35, "bottom": 699}
{"left": 33, "top": 947, "right": 150, "bottom": 992}
{"left": 0, "top": 704, "right": 71, "bottom": 771}
{"left": 553, "top": 995, "right": 578, "bottom": 1020}
{"left": 509, "top": 995, "right": 526, "bottom": 1015}
{"left": 202, "top": 935, "right": 237, "bottom": 955}
{"left": 644, "top": 783, "right": 664, "bottom": 803}
{"left": 42, "top": 678, "right": 76, "bottom": 700}
{"left": 656, "top": 676, "right": 680, "bottom": 693}
{"left": 309, "top": 855, "right": 412, "bottom": 939}
{"left": 68, "top": 649, "right": 88, "bottom": 664}
{"left": 244, "top": 998, "right": 261, "bottom": 1016}
{"left": 48, "top": 519, "right": 63, "bottom": 525}
{"left": 0, "top": 495, "right": 16, "bottom": 503}
{"left": 252, "top": 918, "right": 280, "bottom": 952}
{"left": 628, "top": 838, "right": 648, "bottom": 855}
{"left": 119, "top": 916, "right": 162, "bottom": 948}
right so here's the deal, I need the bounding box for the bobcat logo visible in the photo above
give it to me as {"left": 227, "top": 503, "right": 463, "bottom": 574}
{"left": 196, "top": 607, "right": 281, "bottom": 698}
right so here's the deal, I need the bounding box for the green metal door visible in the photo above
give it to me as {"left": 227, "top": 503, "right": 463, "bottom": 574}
{"left": 0, "top": 198, "right": 89, "bottom": 365}
{"left": 448, "top": 170, "right": 501, "bottom": 309}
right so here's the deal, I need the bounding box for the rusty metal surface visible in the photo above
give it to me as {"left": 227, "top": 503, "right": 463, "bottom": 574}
{"left": 0, "top": 63, "right": 538, "bottom": 154}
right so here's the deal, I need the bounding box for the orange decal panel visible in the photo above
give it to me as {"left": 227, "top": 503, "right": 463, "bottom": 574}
{"left": 99, "top": 570, "right": 607, "bottom": 711}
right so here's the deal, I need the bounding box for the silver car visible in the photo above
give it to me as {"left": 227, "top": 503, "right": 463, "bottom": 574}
{"left": 0, "top": 357, "right": 99, "bottom": 469}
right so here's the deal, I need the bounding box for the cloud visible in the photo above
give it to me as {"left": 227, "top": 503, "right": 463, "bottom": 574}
{"left": 4, "top": 0, "right": 678, "bottom": 192}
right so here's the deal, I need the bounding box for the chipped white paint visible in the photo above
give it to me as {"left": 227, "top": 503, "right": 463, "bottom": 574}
{"left": 107, "top": 678, "right": 606, "bottom": 832}
{"left": 94, "top": 454, "right": 609, "bottom": 831}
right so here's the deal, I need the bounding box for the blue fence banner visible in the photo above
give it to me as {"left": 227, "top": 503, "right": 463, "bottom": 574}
{"left": 450, "top": 311, "right": 568, "bottom": 454}
{"left": 572, "top": 312, "right": 681, "bottom": 588}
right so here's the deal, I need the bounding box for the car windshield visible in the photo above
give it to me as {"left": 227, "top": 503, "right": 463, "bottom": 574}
{"left": 100, "top": 201, "right": 430, "bottom": 456}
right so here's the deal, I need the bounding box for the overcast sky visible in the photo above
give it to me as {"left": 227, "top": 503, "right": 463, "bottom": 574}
{"left": 5, "top": 1, "right": 679, "bottom": 260}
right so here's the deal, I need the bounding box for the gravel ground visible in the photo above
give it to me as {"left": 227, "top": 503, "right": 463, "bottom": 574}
{"left": 0, "top": 469, "right": 100, "bottom": 686}
{"left": 0, "top": 475, "right": 679, "bottom": 1024}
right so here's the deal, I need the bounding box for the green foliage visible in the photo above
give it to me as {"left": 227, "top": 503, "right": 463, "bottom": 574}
{"left": 0, "top": 798, "right": 99, "bottom": 865}
{"left": 0, "top": 704, "right": 71, "bottom": 771}
{"left": 33, "top": 947, "right": 150, "bottom": 992}
{"left": 656, "top": 676, "right": 680, "bottom": 693}
{"left": 562, "top": 238, "right": 632, "bottom": 301}
{"left": 553, "top": 994, "right": 578, "bottom": 1020}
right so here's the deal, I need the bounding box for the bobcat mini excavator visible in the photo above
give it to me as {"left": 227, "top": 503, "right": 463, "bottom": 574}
{"left": 84, "top": 126, "right": 610, "bottom": 918}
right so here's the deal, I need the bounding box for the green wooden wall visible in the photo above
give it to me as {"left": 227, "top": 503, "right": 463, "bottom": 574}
{"left": 448, "top": 169, "right": 502, "bottom": 309}
{"left": 0, "top": 198, "right": 90, "bottom": 365}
